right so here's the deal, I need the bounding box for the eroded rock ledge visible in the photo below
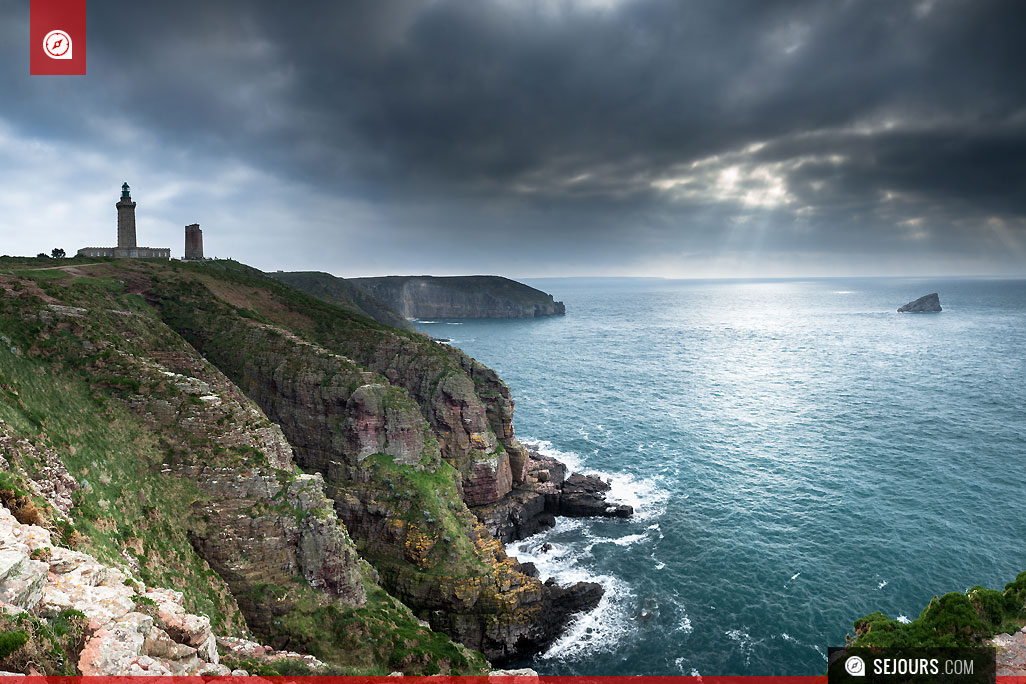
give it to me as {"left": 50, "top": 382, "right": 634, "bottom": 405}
{"left": 473, "top": 445, "right": 634, "bottom": 545}
{"left": 0, "top": 503, "right": 321, "bottom": 676}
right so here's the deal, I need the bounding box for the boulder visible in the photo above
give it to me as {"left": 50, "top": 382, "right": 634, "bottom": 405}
{"left": 560, "top": 473, "right": 633, "bottom": 519}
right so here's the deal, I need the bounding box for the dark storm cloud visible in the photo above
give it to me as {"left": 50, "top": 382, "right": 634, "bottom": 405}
{"left": 1, "top": 0, "right": 1024, "bottom": 275}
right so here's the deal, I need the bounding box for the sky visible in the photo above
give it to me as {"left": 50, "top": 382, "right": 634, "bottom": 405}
{"left": 1, "top": 0, "right": 1024, "bottom": 278}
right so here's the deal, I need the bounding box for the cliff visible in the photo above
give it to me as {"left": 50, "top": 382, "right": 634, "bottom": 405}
{"left": 347, "top": 275, "right": 566, "bottom": 319}
{"left": 0, "top": 256, "right": 601, "bottom": 673}
{"left": 0, "top": 260, "right": 485, "bottom": 674}
{"left": 266, "top": 271, "right": 414, "bottom": 331}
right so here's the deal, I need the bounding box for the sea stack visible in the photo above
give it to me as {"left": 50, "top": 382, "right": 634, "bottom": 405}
{"left": 898, "top": 293, "right": 942, "bottom": 313}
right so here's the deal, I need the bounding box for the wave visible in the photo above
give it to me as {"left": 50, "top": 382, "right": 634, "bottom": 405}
{"left": 521, "top": 438, "right": 586, "bottom": 472}
{"left": 540, "top": 572, "right": 636, "bottom": 660}
{"left": 725, "top": 628, "right": 765, "bottom": 667}
{"left": 507, "top": 519, "right": 638, "bottom": 661}
{"left": 600, "top": 532, "right": 649, "bottom": 547}
{"left": 673, "top": 657, "right": 700, "bottom": 676}
{"left": 677, "top": 602, "right": 694, "bottom": 635}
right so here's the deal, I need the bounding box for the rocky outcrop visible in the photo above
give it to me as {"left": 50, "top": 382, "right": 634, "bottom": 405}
{"left": 560, "top": 473, "right": 633, "bottom": 519}
{"left": 0, "top": 419, "right": 79, "bottom": 517}
{"left": 74, "top": 321, "right": 372, "bottom": 623}
{"left": 349, "top": 275, "right": 566, "bottom": 319}
{"left": 992, "top": 629, "right": 1026, "bottom": 676}
{"left": 473, "top": 447, "right": 633, "bottom": 544}
{"left": 0, "top": 502, "right": 332, "bottom": 676}
{"left": 898, "top": 292, "right": 942, "bottom": 312}
{"left": 0, "top": 504, "right": 232, "bottom": 675}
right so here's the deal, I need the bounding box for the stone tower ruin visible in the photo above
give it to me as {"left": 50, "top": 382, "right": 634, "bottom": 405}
{"left": 116, "top": 182, "right": 137, "bottom": 249}
{"left": 184, "top": 224, "right": 204, "bottom": 260}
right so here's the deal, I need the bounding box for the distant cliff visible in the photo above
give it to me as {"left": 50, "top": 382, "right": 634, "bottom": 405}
{"left": 266, "top": 270, "right": 414, "bottom": 330}
{"left": 349, "top": 275, "right": 566, "bottom": 319}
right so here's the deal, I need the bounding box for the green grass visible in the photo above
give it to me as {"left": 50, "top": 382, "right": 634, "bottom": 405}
{"left": 0, "top": 289, "right": 247, "bottom": 634}
{"left": 361, "top": 453, "right": 489, "bottom": 577}
{"left": 18, "top": 269, "right": 70, "bottom": 281}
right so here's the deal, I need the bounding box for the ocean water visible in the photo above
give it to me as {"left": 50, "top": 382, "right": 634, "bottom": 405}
{"left": 412, "top": 278, "right": 1026, "bottom": 676}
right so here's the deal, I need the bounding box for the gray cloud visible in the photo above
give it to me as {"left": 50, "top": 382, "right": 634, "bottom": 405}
{"left": 1, "top": 0, "right": 1024, "bottom": 276}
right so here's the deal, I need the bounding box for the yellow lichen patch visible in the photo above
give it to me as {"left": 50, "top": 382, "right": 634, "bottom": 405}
{"left": 403, "top": 523, "right": 438, "bottom": 567}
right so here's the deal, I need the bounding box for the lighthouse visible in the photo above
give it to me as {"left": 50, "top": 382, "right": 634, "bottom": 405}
{"left": 75, "top": 183, "right": 171, "bottom": 259}
{"left": 116, "top": 182, "right": 137, "bottom": 250}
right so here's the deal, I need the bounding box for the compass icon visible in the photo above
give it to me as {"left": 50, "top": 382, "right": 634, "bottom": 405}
{"left": 43, "top": 30, "right": 73, "bottom": 59}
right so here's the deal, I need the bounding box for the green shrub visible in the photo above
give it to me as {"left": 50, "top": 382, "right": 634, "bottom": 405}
{"left": 0, "top": 630, "right": 29, "bottom": 659}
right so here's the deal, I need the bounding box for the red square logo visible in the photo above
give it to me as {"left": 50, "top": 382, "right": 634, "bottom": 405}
{"left": 30, "top": 0, "right": 87, "bottom": 75}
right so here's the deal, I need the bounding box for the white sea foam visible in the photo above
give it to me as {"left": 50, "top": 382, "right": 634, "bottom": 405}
{"left": 539, "top": 572, "right": 636, "bottom": 660}
{"left": 897, "top": 615, "right": 911, "bottom": 624}
{"left": 521, "top": 438, "right": 586, "bottom": 472}
{"left": 725, "top": 628, "right": 762, "bottom": 667}
{"left": 507, "top": 518, "right": 636, "bottom": 661}
{"left": 521, "top": 438, "right": 672, "bottom": 521}
{"left": 604, "top": 532, "right": 649, "bottom": 547}
{"left": 781, "top": 632, "right": 798, "bottom": 643}
{"left": 602, "top": 470, "right": 671, "bottom": 521}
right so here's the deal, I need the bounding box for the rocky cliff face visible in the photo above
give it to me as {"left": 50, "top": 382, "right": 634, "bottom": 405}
{"left": 348, "top": 275, "right": 566, "bottom": 319}
{"left": 0, "top": 261, "right": 488, "bottom": 674}
{"left": 0, "top": 258, "right": 605, "bottom": 671}
{"left": 143, "top": 273, "right": 600, "bottom": 662}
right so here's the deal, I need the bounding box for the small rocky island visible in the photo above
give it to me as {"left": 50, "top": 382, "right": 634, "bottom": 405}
{"left": 898, "top": 292, "right": 942, "bottom": 313}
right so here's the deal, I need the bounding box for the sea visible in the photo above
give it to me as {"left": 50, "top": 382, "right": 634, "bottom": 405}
{"left": 411, "top": 277, "right": 1026, "bottom": 676}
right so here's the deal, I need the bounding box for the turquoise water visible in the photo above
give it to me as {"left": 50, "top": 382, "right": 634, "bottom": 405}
{"left": 412, "top": 278, "right": 1026, "bottom": 676}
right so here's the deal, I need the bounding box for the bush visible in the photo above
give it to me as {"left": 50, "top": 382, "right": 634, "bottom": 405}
{"left": 0, "top": 487, "right": 45, "bottom": 527}
{"left": 0, "top": 610, "right": 89, "bottom": 674}
{"left": 29, "top": 547, "right": 52, "bottom": 562}
{"left": 0, "top": 630, "right": 29, "bottom": 659}
{"left": 854, "top": 572, "right": 1026, "bottom": 648}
